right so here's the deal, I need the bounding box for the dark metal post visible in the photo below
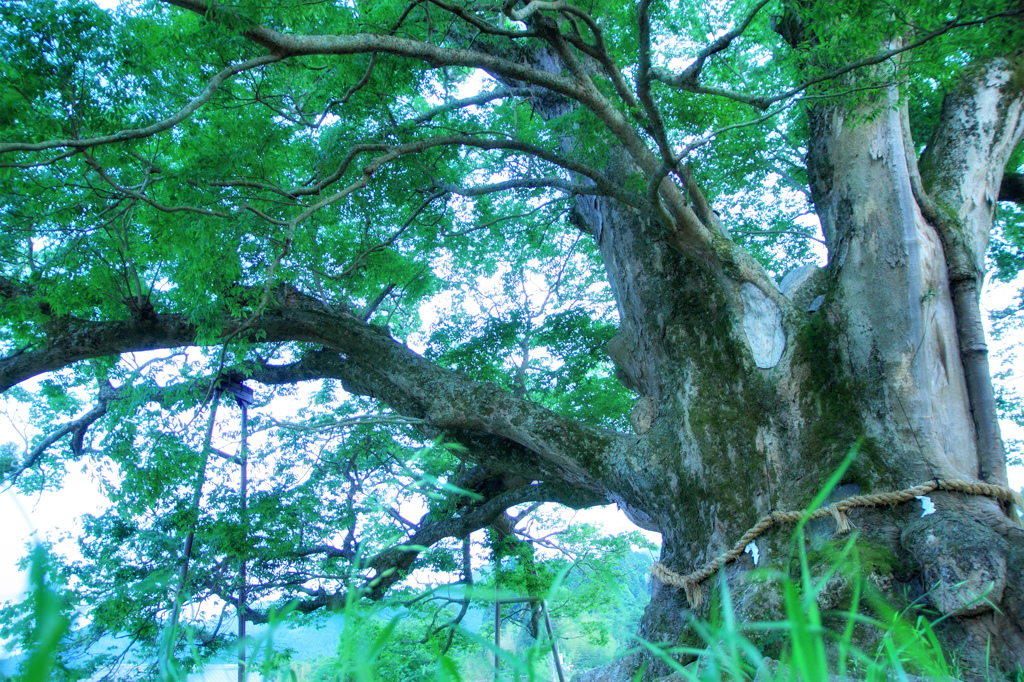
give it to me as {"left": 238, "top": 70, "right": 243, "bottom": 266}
{"left": 494, "top": 588, "right": 501, "bottom": 681}
{"left": 220, "top": 378, "right": 253, "bottom": 682}
{"left": 171, "top": 389, "right": 222, "bottom": 631}
{"left": 541, "top": 600, "right": 566, "bottom": 682}
{"left": 494, "top": 596, "right": 565, "bottom": 682}
{"left": 238, "top": 399, "right": 248, "bottom": 682}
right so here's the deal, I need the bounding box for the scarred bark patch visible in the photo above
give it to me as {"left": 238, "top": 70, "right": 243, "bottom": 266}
{"left": 902, "top": 513, "right": 1009, "bottom": 616}
{"left": 740, "top": 281, "right": 785, "bottom": 369}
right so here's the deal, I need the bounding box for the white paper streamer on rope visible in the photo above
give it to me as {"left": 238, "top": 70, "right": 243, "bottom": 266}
{"left": 916, "top": 495, "right": 936, "bottom": 517}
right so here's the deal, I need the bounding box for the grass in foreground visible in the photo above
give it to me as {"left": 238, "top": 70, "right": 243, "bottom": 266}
{"left": 10, "top": 533, "right": 1004, "bottom": 682}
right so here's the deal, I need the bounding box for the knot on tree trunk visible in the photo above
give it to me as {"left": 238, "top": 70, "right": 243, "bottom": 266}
{"left": 901, "top": 513, "right": 1009, "bottom": 617}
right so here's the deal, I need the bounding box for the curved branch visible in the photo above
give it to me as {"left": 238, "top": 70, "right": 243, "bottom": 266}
{"left": 671, "top": 0, "right": 773, "bottom": 88}
{"left": 162, "top": 0, "right": 584, "bottom": 103}
{"left": 434, "top": 176, "right": 613, "bottom": 199}
{"left": 231, "top": 480, "right": 598, "bottom": 623}
{"left": 402, "top": 88, "right": 519, "bottom": 128}
{"left": 675, "top": 102, "right": 788, "bottom": 159}
{"left": 261, "top": 134, "right": 635, "bottom": 241}
{"left": 94, "top": 131, "right": 623, "bottom": 232}
{"left": 340, "top": 53, "right": 377, "bottom": 104}
{"left": 297, "top": 134, "right": 620, "bottom": 208}
{"left": 637, "top": 0, "right": 674, "bottom": 165}
{"left": 509, "top": 0, "right": 641, "bottom": 114}
{"left": 85, "top": 153, "right": 294, "bottom": 224}
{"left": 3, "top": 382, "right": 118, "bottom": 485}
{"left": 0, "top": 286, "right": 626, "bottom": 497}
{"left": 437, "top": 538, "right": 473, "bottom": 654}
{"left": 364, "top": 482, "right": 558, "bottom": 598}
{"left": 158, "top": 0, "right": 740, "bottom": 273}
{"left": 0, "top": 55, "right": 281, "bottom": 155}
{"left": 0, "top": 314, "right": 196, "bottom": 393}
{"left": 651, "top": 10, "right": 1020, "bottom": 110}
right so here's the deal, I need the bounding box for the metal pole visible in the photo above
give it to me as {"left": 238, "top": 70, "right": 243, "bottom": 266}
{"left": 541, "top": 600, "right": 566, "bottom": 682}
{"left": 493, "top": 596, "right": 563, "bottom": 681}
{"left": 494, "top": 587, "right": 501, "bottom": 681}
{"left": 238, "top": 401, "right": 248, "bottom": 682}
{"left": 171, "top": 389, "right": 222, "bottom": 630}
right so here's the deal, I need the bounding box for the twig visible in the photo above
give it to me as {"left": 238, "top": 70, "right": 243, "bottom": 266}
{"left": 0, "top": 56, "right": 281, "bottom": 155}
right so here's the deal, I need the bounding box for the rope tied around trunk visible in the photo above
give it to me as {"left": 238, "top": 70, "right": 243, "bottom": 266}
{"left": 649, "top": 478, "right": 1023, "bottom": 608}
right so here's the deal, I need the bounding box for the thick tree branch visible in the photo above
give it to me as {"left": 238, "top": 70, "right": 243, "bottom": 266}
{"left": 0, "top": 286, "right": 626, "bottom": 496}
{"left": 428, "top": 0, "right": 536, "bottom": 39}
{"left": 911, "top": 57, "right": 1024, "bottom": 486}
{"left": 162, "top": 0, "right": 584, "bottom": 103}
{"left": 241, "top": 349, "right": 603, "bottom": 488}
{"left": 510, "top": 1, "right": 641, "bottom": 114}
{"left": 637, "top": 0, "right": 676, "bottom": 168}
{"left": 1, "top": 313, "right": 198, "bottom": 392}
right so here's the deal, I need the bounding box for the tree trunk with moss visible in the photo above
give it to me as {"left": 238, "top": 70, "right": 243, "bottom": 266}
{"left": 580, "top": 59, "right": 1024, "bottom": 678}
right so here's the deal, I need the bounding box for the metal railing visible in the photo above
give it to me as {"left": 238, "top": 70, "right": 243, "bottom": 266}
{"left": 494, "top": 596, "right": 565, "bottom": 682}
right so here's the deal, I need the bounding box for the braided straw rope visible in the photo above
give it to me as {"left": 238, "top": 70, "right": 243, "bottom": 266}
{"left": 650, "top": 479, "right": 1023, "bottom": 608}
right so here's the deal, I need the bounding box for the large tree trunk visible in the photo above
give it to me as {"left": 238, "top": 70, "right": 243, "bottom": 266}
{"left": 576, "top": 60, "right": 1024, "bottom": 679}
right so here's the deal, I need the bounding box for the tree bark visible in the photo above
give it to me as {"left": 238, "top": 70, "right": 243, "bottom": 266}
{"left": 574, "top": 59, "right": 1024, "bottom": 678}
{"left": 565, "top": 53, "right": 1024, "bottom": 675}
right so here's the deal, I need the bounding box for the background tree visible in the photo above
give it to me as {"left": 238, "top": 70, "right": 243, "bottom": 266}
{"left": 1, "top": 0, "right": 1023, "bottom": 678}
